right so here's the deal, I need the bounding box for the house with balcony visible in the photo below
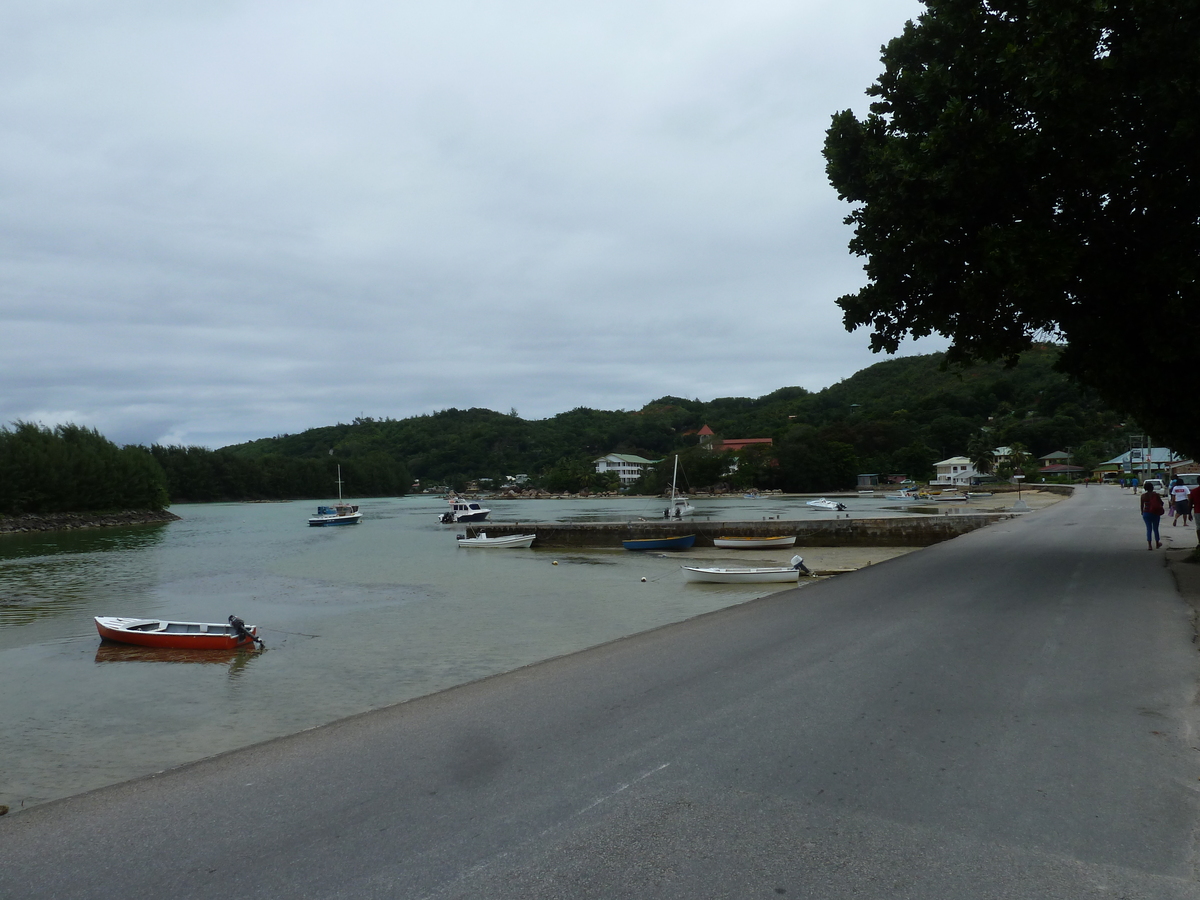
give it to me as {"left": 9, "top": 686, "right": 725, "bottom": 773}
{"left": 931, "top": 456, "right": 980, "bottom": 486}
{"left": 594, "top": 453, "right": 659, "bottom": 486}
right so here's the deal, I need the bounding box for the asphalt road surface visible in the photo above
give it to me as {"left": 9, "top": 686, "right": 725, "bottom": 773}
{"left": 4, "top": 487, "right": 1200, "bottom": 899}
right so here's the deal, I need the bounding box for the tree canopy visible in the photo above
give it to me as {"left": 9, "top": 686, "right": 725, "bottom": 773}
{"left": 823, "top": 0, "right": 1200, "bottom": 457}
{"left": 0, "top": 422, "right": 169, "bottom": 515}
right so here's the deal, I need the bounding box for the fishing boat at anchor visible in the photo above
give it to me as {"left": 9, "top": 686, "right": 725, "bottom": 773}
{"left": 308, "top": 465, "right": 363, "bottom": 526}
{"left": 94, "top": 616, "right": 263, "bottom": 650}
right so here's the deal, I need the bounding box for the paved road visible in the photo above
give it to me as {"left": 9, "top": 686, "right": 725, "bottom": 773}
{"left": 4, "top": 487, "right": 1200, "bottom": 899}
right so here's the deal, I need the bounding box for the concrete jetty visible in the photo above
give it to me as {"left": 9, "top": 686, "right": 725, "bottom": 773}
{"left": 463, "top": 513, "right": 1011, "bottom": 548}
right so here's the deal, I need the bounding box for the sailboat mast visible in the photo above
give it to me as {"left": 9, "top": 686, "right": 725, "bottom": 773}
{"left": 336, "top": 465, "right": 344, "bottom": 501}
{"left": 671, "top": 455, "right": 678, "bottom": 506}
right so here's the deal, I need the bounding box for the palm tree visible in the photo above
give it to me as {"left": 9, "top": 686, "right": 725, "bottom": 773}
{"left": 1008, "top": 442, "right": 1031, "bottom": 479}
{"left": 967, "top": 434, "right": 995, "bottom": 477}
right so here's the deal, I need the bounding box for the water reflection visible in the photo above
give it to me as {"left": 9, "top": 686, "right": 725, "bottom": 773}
{"left": 0, "top": 523, "right": 169, "bottom": 561}
{"left": 94, "top": 642, "right": 264, "bottom": 675}
{"left": 0, "top": 524, "right": 168, "bottom": 628}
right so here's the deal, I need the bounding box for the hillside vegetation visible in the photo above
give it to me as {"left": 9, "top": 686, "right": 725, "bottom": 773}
{"left": 2, "top": 346, "right": 1135, "bottom": 511}
{"left": 219, "top": 345, "right": 1129, "bottom": 494}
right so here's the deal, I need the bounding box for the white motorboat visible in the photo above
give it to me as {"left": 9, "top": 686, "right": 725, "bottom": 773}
{"left": 456, "top": 532, "right": 536, "bottom": 548}
{"left": 712, "top": 535, "right": 797, "bottom": 550}
{"left": 885, "top": 488, "right": 919, "bottom": 499}
{"left": 308, "top": 466, "right": 363, "bottom": 526}
{"left": 438, "top": 495, "right": 491, "bottom": 524}
{"left": 931, "top": 492, "right": 969, "bottom": 501}
{"left": 806, "top": 498, "right": 847, "bottom": 511}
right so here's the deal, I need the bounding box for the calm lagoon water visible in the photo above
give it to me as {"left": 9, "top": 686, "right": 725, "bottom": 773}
{"left": 0, "top": 492, "right": 917, "bottom": 810}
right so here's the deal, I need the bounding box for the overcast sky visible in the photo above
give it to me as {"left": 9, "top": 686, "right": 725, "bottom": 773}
{"left": 1, "top": 0, "right": 941, "bottom": 449}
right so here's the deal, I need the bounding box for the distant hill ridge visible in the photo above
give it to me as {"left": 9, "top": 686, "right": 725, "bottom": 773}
{"left": 218, "top": 345, "right": 1126, "bottom": 494}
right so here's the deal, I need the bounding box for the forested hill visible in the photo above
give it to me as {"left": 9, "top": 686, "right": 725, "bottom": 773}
{"left": 222, "top": 344, "right": 1129, "bottom": 494}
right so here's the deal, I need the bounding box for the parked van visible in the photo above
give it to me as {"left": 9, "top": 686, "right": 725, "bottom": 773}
{"left": 1173, "top": 473, "right": 1199, "bottom": 488}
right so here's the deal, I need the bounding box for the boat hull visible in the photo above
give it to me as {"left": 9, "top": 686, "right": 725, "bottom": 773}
{"left": 712, "top": 535, "right": 797, "bottom": 550}
{"left": 308, "top": 513, "right": 363, "bottom": 526}
{"left": 95, "top": 617, "right": 259, "bottom": 650}
{"left": 622, "top": 534, "right": 697, "bottom": 551}
{"left": 681, "top": 566, "right": 800, "bottom": 584}
{"left": 457, "top": 534, "right": 536, "bottom": 548}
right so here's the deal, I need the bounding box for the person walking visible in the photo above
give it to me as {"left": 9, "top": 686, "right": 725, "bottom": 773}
{"left": 1171, "top": 479, "right": 1192, "bottom": 526}
{"left": 1141, "top": 483, "right": 1165, "bottom": 549}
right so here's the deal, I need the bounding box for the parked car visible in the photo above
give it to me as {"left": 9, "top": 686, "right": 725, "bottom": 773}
{"left": 1143, "top": 478, "right": 1166, "bottom": 493}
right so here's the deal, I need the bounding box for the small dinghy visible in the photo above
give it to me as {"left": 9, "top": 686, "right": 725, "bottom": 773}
{"left": 807, "top": 498, "right": 847, "bottom": 511}
{"left": 95, "top": 616, "right": 263, "bottom": 650}
{"left": 681, "top": 566, "right": 800, "bottom": 584}
{"left": 456, "top": 532, "right": 536, "bottom": 548}
{"left": 713, "top": 535, "right": 797, "bottom": 550}
{"left": 682, "top": 556, "right": 810, "bottom": 583}
{"left": 622, "top": 534, "right": 696, "bottom": 551}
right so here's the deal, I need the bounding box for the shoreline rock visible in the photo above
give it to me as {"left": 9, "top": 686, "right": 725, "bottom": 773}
{"left": 0, "top": 509, "right": 181, "bottom": 535}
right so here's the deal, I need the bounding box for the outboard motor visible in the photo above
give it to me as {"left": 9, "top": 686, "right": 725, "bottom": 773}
{"left": 228, "top": 615, "right": 263, "bottom": 647}
{"left": 790, "top": 555, "right": 810, "bottom": 576}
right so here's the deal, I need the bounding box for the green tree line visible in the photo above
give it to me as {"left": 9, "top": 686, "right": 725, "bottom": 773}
{"left": 0, "top": 423, "right": 412, "bottom": 515}
{"left": 0, "top": 422, "right": 168, "bottom": 514}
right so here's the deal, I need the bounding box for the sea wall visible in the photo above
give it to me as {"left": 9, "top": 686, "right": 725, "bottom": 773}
{"left": 463, "top": 514, "right": 1011, "bottom": 549}
{"left": 0, "top": 509, "right": 181, "bottom": 535}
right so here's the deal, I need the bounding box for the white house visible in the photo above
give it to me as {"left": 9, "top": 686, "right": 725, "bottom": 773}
{"left": 594, "top": 453, "right": 659, "bottom": 486}
{"left": 931, "top": 456, "right": 980, "bottom": 486}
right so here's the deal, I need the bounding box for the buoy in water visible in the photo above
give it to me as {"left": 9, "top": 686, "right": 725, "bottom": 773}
{"left": 640, "top": 577, "right": 647, "bottom": 582}
{"left": 552, "top": 560, "right": 558, "bottom": 565}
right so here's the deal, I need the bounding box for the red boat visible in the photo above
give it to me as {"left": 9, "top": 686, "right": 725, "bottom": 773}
{"left": 94, "top": 616, "right": 262, "bottom": 650}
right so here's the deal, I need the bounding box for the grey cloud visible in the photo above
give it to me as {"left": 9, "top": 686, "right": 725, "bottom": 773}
{"left": 0, "top": 0, "right": 940, "bottom": 449}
